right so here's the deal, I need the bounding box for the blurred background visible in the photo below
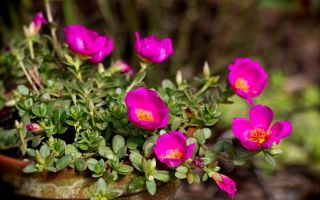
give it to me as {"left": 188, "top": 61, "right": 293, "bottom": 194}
{"left": 0, "top": 0, "right": 320, "bottom": 199}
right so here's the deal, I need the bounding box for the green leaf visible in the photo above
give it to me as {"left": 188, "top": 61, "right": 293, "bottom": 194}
{"left": 201, "top": 157, "right": 213, "bottom": 165}
{"left": 264, "top": 152, "right": 277, "bottom": 167}
{"left": 45, "top": 166, "right": 57, "bottom": 172}
{"left": 202, "top": 173, "right": 208, "bottom": 182}
{"left": 97, "top": 178, "right": 107, "bottom": 194}
{"left": 115, "top": 146, "right": 127, "bottom": 159}
{"left": 133, "top": 71, "right": 146, "bottom": 86}
{"left": 23, "top": 164, "right": 38, "bottom": 173}
{"left": 129, "top": 151, "right": 143, "bottom": 172}
{"left": 146, "top": 179, "right": 157, "bottom": 195}
{"left": 127, "top": 136, "right": 143, "bottom": 150}
{"left": 105, "top": 189, "right": 123, "bottom": 199}
{"left": 176, "top": 166, "right": 188, "bottom": 174}
{"left": 194, "top": 129, "right": 205, "bottom": 144}
{"left": 171, "top": 117, "right": 182, "bottom": 130}
{"left": 56, "top": 154, "right": 73, "bottom": 171}
{"left": 129, "top": 176, "right": 145, "bottom": 192}
{"left": 31, "top": 136, "right": 42, "bottom": 148}
{"left": 17, "top": 85, "right": 29, "bottom": 96}
{"left": 202, "top": 128, "right": 212, "bottom": 139}
{"left": 117, "top": 164, "right": 133, "bottom": 175}
{"left": 65, "top": 144, "right": 82, "bottom": 159}
{"left": 40, "top": 144, "right": 50, "bottom": 158}
{"left": 161, "top": 79, "right": 175, "bottom": 89}
{"left": 175, "top": 172, "right": 187, "bottom": 179}
{"left": 26, "top": 148, "right": 35, "bottom": 157}
{"left": 112, "top": 135, "right": 125, "bottom": 154}
{"left": 143, "top": 135, "right": 158, "bottom": 158}
{"left": 87, "top": 158, "right": 98, "bottom": 165}
{"left": 75, "top": 158, "right": 87, "bottom": 172}
{"left": 98, "top": 146, "right": 115, "bottom": 160}
{"left": 154, "top": 170, "right": 170, "bottom": 182}
{"left": 52, "top": 108, "right": 68, "bottom": 134}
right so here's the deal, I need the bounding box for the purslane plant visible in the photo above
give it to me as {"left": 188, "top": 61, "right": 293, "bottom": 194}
{"left": 0, "top": 9, "right": 292, "bottom": 200}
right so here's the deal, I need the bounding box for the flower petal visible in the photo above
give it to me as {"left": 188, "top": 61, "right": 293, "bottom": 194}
{"left": 231, "top": 118, "right": 252, "bottom": 139}
{"left": 249, "top": 105, "right": 273, "bottom": 130}
{"left": 213, "top": 174, "right": 237, "bottom": 199}
{"left": 264, "top": 121, "right": 292, "bottom": 147}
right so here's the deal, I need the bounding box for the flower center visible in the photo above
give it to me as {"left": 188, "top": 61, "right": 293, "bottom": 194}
{"left": 235, "top": 78, "right": 249, "bottom": 93}
{"left": 135, "top": 109, "right": 154, "bottom": 122}
{"left": 248, "top": 128, "right": 268, "bottom": 144}
{"left": 161, "top": 149, "right": 183, "bottom": 159}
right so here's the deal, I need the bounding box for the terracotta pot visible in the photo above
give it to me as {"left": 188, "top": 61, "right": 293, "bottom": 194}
{"left": 0, "top": 154, "right": 179, "bottom": 200}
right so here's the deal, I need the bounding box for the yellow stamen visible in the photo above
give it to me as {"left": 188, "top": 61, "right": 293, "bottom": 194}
{"left": 135, "top": 109, "right": 154, "bottom": 122}
{"left": 161, "top": 149, "right": 183, "bottom": 159}
{"left": 235, "top": 78, "right": 249, "bottom": 93}
{"left": 248, "top": 128, "right": 268, "bottom": 144}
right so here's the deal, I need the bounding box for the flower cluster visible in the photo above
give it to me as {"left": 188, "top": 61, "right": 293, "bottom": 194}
{"left": 0, "top": 9, "right": 293, "bottom": 200}
{"left": 228, "top": 58, "right": 292, "bottom": 151}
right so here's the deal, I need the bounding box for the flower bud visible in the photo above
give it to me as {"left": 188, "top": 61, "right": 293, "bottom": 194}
{"left": 203, "top": 61, "right": 210, "bottom": 79}
{"left": 212, "top": 173, "right": 237, "bottom": 199}
{"left": 191, "top": 157, "right": 204, "bottom": 169}
{"left": 176, "top": 70, "right": 182, "bottom": 85}
{"left": 26, "top": 123, "right": 42, "bottom": 133}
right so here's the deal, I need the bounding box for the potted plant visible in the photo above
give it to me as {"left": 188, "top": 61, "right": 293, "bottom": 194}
{"left": 0, "top": 2, "right": 293, "bottom": 200}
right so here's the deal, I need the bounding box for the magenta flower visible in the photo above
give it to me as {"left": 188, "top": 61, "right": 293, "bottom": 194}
{"left": 111, "top": 60, "right": 133, "bottom": 74}
{"left": 228, "top": 58, "right": 268, "bottom": 104}
{"left": 32, "top": 12, "right": 48, "bottom": 32}
{"left": 212, "top": 173, "right": 237, "bottom": 199}
{"left": 25, "top": 12, "right": 47, "bottom": 36}
{"left": 134, "top": 32, "right": 173, "bottom": 64}
{"left": 125, "top": 87, "right": 169, "bottom": 130}
{"left": 64, "top": 25, "right": 114, "bottom": 63}
{"left": 232, "top": 105, "right": 292, "bottom": 151}
{"left": 153, "top": 131, "right": 195, "bottom": 168}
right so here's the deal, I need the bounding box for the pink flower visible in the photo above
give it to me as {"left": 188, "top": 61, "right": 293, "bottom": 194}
{"left": 212, "top": 173, "right": 237, "bottom": 199}
{"left": 32, "top": 12, "right": 48, "bottom": 32}
{"left": 25, "top": 12, "right": 47, "bottom": 36}
{"left": 125, "top": 87, "right": 169, "bottom": 130}
{"left": 111, "top": 60, "right": 133, "bottom": 74}
{"left": 63, "top": 25, "right": 114, "bottom": 63}
{"left": 134, "top": 32, "right": 173, "bottom": 63}
{"left": 228, "top": 58, "right": 268, "bottom": 104}
{"left": 26, "top": 123, "right": 42, "bottom": 133}
{"left": 153, "top": 131, "right": 195, "bottom": 168}
{"left": 232, "top": 105, "right": 292, "bottom": 151}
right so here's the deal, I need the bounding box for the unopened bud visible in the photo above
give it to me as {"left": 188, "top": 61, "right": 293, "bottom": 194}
{"left": 191, "top": 157, "right": 204, "bottom": 169}
{"left": 26, "top": 123, "right": 42, "bottom": 133}
{"left": 176, "top": 70, "right": 182, "bottom": 85}
{"left": 98, "top": 63, "right": 105, "bottom": 74}
{"left": 203, "top": 61, "right": 210, "bottom": 79}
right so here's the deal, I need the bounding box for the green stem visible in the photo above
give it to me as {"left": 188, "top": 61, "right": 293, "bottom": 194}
{"left": 194, "top": 82, "right": 210, "bottom": 97}
{"left": 17, "top": 125, "right": 27, "bottom": 155}
{"left": 243, "top": 150, "right": 262, "bottom": 160}
{"left": 28, "top": 40, "right": 34, "bottom": 59}
{"left": 74, "top": 124, "right": 81, "bottom": 142}
{"left": 126, "top": 63, "right": 148, "bottom": 92}
{"left": 45, "top": 0, "right": 61, "bottom": 58}
{"left": 18, "top": 60, "right": 39, "bottom": 94}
